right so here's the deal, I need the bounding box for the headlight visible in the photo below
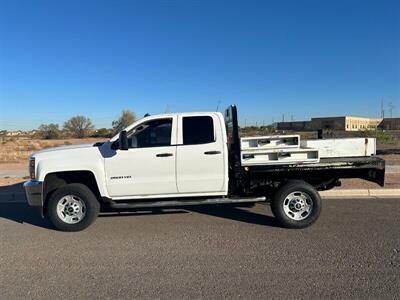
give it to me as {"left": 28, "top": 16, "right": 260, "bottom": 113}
{"left": 29, "top": 157, "right": 35, "bottom": 180}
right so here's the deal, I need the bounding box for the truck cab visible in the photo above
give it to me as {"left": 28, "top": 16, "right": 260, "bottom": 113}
{"left": 105, "top": 112, "right": 229, "bottom": 198}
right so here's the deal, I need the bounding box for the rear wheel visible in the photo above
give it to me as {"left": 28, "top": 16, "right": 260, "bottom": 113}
{"left": 271, "top": 181, "right": 321, "bottom": 229}
{"left": 47, "top": 183, "right": 100, "bottom": 231}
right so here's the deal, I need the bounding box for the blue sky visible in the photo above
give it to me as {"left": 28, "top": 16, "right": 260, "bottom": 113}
{"left": 0, "top": 0, "right": 399, "bottom": 130}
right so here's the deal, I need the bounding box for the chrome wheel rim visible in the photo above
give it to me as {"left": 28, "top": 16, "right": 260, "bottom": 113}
{"left": 283, "top": 191, "right": 313, "bottom": 221}
{"left": 56, "top": 195, "right": 86, "bottom": 224}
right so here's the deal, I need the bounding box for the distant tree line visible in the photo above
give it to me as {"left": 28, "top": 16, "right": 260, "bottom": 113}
{"left": 36, "top": 110, "right": 136, "bottom": 139}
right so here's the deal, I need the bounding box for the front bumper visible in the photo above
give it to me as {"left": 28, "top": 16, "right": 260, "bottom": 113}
{"left": 24, "top": 180, "right": 43, "bottom": 207}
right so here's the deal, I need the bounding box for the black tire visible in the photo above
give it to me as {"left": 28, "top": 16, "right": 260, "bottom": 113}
{"left": 47, "top": 183, "right": 100, "bottom": 232}
{"left": 271, "top": 181, "right": 321, "bottom": 229}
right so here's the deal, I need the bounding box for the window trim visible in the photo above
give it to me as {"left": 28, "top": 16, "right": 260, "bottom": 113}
{"left": 181, "top": 115, "right": 216, "bottom": 146}
{"left": 127, "top": 117, "right": 174, "bottom": 149}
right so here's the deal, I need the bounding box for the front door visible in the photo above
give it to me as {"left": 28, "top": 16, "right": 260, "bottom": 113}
{"left": 105, "top": 117, "right": 178, "bottom": 197}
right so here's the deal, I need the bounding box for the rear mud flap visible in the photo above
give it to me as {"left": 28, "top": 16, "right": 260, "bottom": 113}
{"left": 361, "top": 168, "right": 385, "bottom": 187}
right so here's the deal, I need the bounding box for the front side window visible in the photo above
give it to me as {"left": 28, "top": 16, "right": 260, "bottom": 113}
{"left": 183, "top": 116, "right": 214, "bottom": 145}
{"left": 128, "top": 118, "right": 172, "bottom": 148}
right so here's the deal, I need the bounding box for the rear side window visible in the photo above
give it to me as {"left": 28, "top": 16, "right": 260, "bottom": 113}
{"left": 183, "top": 116, "right": 214, "bottom": 145}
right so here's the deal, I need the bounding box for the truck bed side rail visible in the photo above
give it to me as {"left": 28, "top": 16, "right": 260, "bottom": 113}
{"left": 248, "top": 156, "right": 385, "bottom": 187}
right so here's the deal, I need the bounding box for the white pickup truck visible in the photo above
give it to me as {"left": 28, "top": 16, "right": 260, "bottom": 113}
{"left": 24, "top": 105, "right": 385, "bottom": 231}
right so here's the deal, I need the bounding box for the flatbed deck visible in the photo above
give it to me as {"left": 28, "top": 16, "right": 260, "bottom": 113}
{"left": 224, "top": 105, "right": 385, "bottom": 189}
{"left": 249, "top": 156, "right": 385, "bottom": 171}
{"left": 247, "top": 156, "right": 385, "bottom": 187}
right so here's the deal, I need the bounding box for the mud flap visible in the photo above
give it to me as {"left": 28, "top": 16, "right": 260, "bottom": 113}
{"left": 360, "top": 157, "right": 385, "bottom": 187}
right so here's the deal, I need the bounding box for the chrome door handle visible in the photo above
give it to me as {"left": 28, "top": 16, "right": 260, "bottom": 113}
{"left": 156, "top": 153, "right": 173, "bottom": 157}
{"left": 204, "top": 151, "right": 221, "bottom": 155}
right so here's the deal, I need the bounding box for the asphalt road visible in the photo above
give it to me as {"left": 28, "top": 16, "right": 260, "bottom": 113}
{"left": 0, "top": 198, "right": 399, "bottom": 299}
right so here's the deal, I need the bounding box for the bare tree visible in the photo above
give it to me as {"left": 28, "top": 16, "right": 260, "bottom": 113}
{"left": 37, "top": 123, "right": 61, "bottom": 139}
{"left": 112, "top": 110, "right": 136, "bottom": 135}
{"left": 92, "top": 128, "right": 112, "bottom": 138}
{"left": 63, "top": 116, "right": 95, "bottom": 138}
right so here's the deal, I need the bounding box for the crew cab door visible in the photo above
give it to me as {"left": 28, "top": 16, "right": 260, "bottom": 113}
{"left": 105, "top": 117, "right": 178, "bottom": 197}
{"left": 176, "top": 114, "right": 227, "bottom": 194}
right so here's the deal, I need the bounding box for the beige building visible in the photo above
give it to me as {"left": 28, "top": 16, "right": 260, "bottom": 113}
{"left": 344, "top": 116, "right": 382, "bottom": 131}
{"left": 276, "top": 116, "right": 384, "bottom": 131}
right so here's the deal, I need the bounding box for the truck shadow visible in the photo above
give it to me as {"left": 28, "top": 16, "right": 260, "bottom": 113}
{"left": 187, "top": 204, "right": 279, "bottom": 227}
{"left": 0, "top": 183, "right": 278, "bottom": 229}
{"left": 102, "top": 204, "right": 278, "bottom": 227}
{"left": 0, "top": 182, "right": 54, "bottom": 229}
{"left": 0, "top": 202, "right": 54, "bottom": 229}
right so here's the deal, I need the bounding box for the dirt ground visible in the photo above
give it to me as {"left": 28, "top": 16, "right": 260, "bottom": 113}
{"left": 0, "top": 137, "right": 105, "bottom": 163}
{"left": 0, "top": 162, "right": 26, "bottom": 170}
{"left": 339, "top": 173, "right": 400, "bottom": 189}
{"left": 377, "top": 154, "right": 400, "bottom": 165}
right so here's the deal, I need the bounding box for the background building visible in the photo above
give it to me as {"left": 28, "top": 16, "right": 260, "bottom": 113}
{"left": 344, "top": 117, "right": 382, "bottom": 131}
{"left": 380, "top": 118, "right": 400, "bottom": 130}
{"left": 276, "top": 116, "right": 398, "bottom": 131}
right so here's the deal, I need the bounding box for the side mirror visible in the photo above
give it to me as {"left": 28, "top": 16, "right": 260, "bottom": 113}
{"left": 118, "top": 130, "right": 129, "bottom": 150}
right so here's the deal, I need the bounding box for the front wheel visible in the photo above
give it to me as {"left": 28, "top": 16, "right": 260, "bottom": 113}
{"left": 47, "top": 183, "right": 100, "bottom": 231}
{"left": 271, "top": 181, "right": 321, "bottom": 229}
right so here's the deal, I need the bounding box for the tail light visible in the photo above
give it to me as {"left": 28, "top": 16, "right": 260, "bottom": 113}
{"left": 29, "top": 157, "right": 35, "bottom": 179}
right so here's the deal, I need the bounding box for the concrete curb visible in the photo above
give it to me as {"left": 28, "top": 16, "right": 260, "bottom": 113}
{"left": 320, "top": 189, "right": 400, "bottom": 198}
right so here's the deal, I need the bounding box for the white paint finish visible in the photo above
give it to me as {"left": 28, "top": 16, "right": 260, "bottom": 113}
{"left": 105, "top": 146, "right": 177, "bottom": 197}
{"left": 34, "top": 144, "right": 109, "bottom": 197}
{"left": 104, "top": 115, "right": 178, "bottom": 197}
{"left": 30, "top": 112, "right": 229, "bottom": 201}
{"left": 300, "top": 138, "right": 376, "bottom": 158}
{"left": 176, "top": 113, "right": 228, "bottom": 194}
{"left": 241, "top": 148, "right": 320, "bottom": 166}
{"left": 241, "top": 135, "right": 300, "bottom": 150}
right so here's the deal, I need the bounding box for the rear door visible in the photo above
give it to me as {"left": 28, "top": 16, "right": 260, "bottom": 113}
{"left": 176, "top": 114, "right": 226, "bottom": 194}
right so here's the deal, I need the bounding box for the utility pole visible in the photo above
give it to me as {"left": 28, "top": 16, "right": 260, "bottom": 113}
{"left": 388, "top": 102, "right": 395, "bottom": 118}
{"left": 291, "top": 115, "right": 294, "bottom": 121}
{"left": 216, "top": 99, "right": 221, "bottom": 112}
{"left": 282, "top": 114, "right": 285, "bottom": 122}
{"left": 381, "top": 98, "right": 385, "bottom": 118}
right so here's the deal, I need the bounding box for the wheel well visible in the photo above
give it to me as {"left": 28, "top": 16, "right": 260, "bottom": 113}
{"left": 43, "top": 171, "right": 102, "bottom": 215}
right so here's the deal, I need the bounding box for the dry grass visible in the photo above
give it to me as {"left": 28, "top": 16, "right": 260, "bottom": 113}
{"left": 0, "top": 136, "right": 105, "bottom": 163}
